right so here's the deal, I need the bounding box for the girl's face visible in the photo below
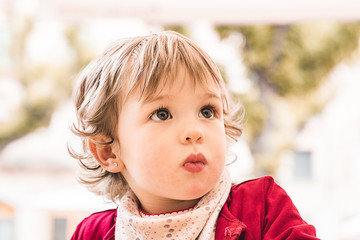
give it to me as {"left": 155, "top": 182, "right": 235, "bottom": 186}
{"left": 116, "top": 66, "right": 227, "bottom": 214}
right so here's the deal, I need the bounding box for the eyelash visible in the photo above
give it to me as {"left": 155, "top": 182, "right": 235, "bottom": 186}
{"left": 149, "top": 106, "right": 171, "bottom": 121}
{"left": 202, "top": 104, "right": 219, "bottom": 118}
{"left": 149, "top": 104, "right": 220, "bottom": 121}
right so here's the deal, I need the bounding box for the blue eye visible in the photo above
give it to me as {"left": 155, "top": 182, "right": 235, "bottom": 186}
{"left": 199, "top": 105, "right": 216, "bottom": 119}
{"left": 150, "top": 108, "right": 172, "bottom": 121}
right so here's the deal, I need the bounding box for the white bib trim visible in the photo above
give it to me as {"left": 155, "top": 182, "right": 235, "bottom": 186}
{"left": 115, "top": 171, "right": 231, "bottom": 240}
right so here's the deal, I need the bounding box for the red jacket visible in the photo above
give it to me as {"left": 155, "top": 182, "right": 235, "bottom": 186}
{"left": 71, "top": 176, "right": 319, "bottom": 239}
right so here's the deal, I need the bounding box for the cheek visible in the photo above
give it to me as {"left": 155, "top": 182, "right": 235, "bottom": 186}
{"left": 121, "top": 129, "right": 171, "bottom": 168}
{"left": 139, "top": 144, "right": 168, "bottom": 166}
{"left": 125, "top": 142, "right": 171, "bottom": 187}
{"left": 211, "top": 123, "right": 227, "bottom": 161}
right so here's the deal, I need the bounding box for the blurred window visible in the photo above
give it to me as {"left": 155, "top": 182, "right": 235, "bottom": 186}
{"left": 53, "top": 218, "right": 67, "bottom": 240}
{"left": 294, "top": 151, "right": 312, "bottom": 180}
{"left": 0, "top": 219, "right": 14, "bottom": 240}
{"left": 0, "top": 203, "right": 14, "bottom": 240}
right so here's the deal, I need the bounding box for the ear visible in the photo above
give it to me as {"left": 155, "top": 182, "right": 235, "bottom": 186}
{"left": 88, "top": 135, "right": 124, "bottom": 173}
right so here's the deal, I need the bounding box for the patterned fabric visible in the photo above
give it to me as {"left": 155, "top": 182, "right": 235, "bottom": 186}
{"left": 115, "top": 171, "right": 231, "bottom": 240}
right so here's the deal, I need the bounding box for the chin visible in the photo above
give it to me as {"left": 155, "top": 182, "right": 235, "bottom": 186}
{"left": 179, "top": 184, "right": 215, "bottom": 200}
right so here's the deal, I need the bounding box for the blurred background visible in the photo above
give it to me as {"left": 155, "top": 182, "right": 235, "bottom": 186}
{"left": 1, "top": 0, "right": 360, "bottom": 239}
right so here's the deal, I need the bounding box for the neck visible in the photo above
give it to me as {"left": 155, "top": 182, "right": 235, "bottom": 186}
{"left": 138, "top": 197, "right": 201, "bottom": 215}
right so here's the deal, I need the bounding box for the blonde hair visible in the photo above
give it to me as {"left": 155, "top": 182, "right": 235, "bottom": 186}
{"left": 69, "top": 31, "right": 243, "bottom": 201}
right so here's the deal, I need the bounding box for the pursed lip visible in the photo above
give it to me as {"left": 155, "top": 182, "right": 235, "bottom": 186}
{"left": 183, "top": 153, "right": 207, "bottom": 165}
{"left": 182, "top": 153, "right": 207, "bottom": 173}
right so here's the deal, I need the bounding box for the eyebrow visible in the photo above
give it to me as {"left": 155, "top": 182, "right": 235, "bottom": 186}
{"left": 143, "top": 92, "right": 222, "bottom": 104}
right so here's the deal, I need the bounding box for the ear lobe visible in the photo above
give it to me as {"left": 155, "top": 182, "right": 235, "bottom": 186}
{"left": 88, "top": 136, "right": 124, "bottom": 173}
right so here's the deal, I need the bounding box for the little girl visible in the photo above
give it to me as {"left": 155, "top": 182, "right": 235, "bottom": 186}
{"left": 70, "top": 31, "right": 319, "bottom": 239}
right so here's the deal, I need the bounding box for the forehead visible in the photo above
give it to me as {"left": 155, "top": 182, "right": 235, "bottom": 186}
{"left": 136, "top": 64, "right": 223, "bottom": 103}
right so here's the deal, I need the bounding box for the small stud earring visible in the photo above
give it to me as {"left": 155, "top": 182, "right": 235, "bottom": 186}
{"left": 113, "top": 162, "right": 118, "bottom": 167}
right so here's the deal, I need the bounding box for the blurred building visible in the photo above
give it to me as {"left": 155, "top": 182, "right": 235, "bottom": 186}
{"left": 0, "top": 101, "right": 116, "bottom": 240}
{"left": 277, "top": 61, "right": 360, "bottom": 240}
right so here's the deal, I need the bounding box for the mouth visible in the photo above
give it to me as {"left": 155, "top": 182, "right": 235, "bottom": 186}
{"left": 183, "top": 153, "right": 207, "bottom": 173}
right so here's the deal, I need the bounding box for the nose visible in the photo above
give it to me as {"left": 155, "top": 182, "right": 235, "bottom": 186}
{"left": 180, "top": 124, "right": 205, "bottom": 144}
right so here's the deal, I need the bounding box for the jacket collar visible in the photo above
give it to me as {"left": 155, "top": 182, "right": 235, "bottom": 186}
{"left": 104, "top": 225, "right": 115, "bottom": 240}
{"left": 103, "top": 210, "right": 116, "bottom": 240}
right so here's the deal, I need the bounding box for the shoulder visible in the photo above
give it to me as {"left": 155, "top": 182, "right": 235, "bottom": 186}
{"left": 71, "top": 209, "right": 116, "bottom": 240}
{"left": 230, "top": 176, "right": 277, "bottom": 199}
{"left": 230, "top": 176, "right": 297, "bottom": 212}
{"left": 225, "top": 176, "right": 318, "bottom": 239}
{"left": 226, "top": 176, "right": 278, "bottom": 219}
{"left": 228, "top": 176, "right": 296, "bottom": 219}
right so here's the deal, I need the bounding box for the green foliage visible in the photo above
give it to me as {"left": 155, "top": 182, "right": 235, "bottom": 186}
{"left": 216, "top": 23, "right": 360, "bottom": 175}
{"left": 237, "top": 94, "right": 267, "bottom": 142}
{"left": 220, "top": 64, "right": 267, "bottom": 142}
{"left": 64, "top": 25, "right": 96, "bottom": 72}
{"left": 216, "top": 23, "right": 360, "bottom": 96}
{"left": 163, "top": 25, "right": 190, "bottom": 36}
{"left": 0, "top": 18, "right": 91, "bottom": 149}
{"left": 0, "top": 97, "right": 56, "bottom": 148}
